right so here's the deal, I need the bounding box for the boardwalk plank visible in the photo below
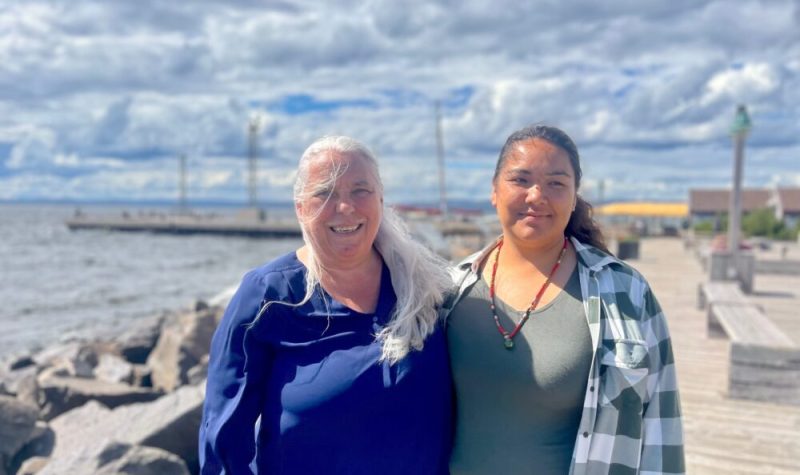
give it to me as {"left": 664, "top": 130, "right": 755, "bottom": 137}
{"left": 634, "top": 238, "right": 800, "bottom": 472}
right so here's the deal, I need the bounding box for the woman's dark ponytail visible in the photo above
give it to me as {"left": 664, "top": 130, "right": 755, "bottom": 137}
{"left": 567, "top": 196, "right": 609, "bottom": 253}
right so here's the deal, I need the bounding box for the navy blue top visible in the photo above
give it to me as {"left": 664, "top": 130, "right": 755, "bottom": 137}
{"left": 199, "top": 252, "right": 452, "bottom": 474}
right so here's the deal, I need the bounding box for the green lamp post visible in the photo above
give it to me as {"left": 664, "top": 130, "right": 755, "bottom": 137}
{"left": 728, "top": 105, "right": 752, "bottom": 280}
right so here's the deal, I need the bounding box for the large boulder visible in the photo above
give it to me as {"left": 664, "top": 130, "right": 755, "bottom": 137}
{"left": 9, "top": 420, "right": 55, "bottom": 474}
{"left": 32, "top": 342, "right": 99, "bottom": 378}
{"left": 187, "top": 354, "right": 209, "bottom": 386}
{"left": 37, "top": 441, "right": 189, "bottom": 475}
{"left": 7, "top": 354, "right": 36, "bottom": 371}
{"left": 35, "top": 439, "right": 189, "bottom": 475}
{"left": 131, "top": 364, "right": 153, "bottom": 388}
{"left": 94, "top": 353, "right": 135, "bottom": 385}
{"left": 147, "top": 307, "right": 216, "bottom": 392}
{"left": 98, "top": 443, "right": 190, "bottom": 474}
{"left": 43, "top": 384, "right": 205, "bottom": 473}
{"left": 0, "top": 365, "right": 37, "bottom": 397}
{"left": 17, "top": 456, "right": 48, "bottom": 475}
{"left": 33, "top": 374, "right": 162, "bottom": 420}
{"left": 117, "top": 314, "right": 166, "bottom": 364}
{"left": 0, "top": 395, "right": 38, "bottom": 469}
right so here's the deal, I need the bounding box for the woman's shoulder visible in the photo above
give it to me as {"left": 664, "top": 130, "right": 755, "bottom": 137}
{"left": 236, "top": 250, "right": 306, "bottom": 300}
{"left": 246, "top": 250, "right": 304, "bottom": 280}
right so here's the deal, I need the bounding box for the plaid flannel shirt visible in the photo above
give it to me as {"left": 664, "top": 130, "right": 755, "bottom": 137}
{"left": 445, "top": 236, "right": 685, "bottom": 474}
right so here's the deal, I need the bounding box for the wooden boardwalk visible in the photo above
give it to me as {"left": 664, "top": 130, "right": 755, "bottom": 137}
{"left": 633, "top": 238, "right": 800, "bottom": 474}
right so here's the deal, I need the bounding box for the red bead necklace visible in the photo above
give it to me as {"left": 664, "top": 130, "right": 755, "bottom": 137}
{"left": 488, "top": 236, "right": 568, "bottom": 349}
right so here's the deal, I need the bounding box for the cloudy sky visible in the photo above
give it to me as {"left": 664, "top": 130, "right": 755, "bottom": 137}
{"left": 1, "top": 0, "right": 798, "bottom": 206}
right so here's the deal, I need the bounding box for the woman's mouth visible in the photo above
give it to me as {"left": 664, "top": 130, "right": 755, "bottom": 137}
{"left": 330, "top": 224, "right": 362, "bottom": 233}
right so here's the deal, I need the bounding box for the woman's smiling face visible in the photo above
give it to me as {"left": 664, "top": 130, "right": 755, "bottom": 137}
{"left": 297, "top": 150, "right": 383, "bottom": 268}
{"left": 491, "top": 138, "right": 577, "bottom": 249}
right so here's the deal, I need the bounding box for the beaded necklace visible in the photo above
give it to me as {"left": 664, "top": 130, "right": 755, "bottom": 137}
{"left": 488, "top": 236, "right": 568, "bottom": 349}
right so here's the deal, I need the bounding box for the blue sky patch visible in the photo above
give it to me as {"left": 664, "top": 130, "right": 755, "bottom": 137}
{"left": 268, "top": 94, "right": 378, "bottom": 115}
{"left": 442, "top": 86, "right": 474, "bottom": 109}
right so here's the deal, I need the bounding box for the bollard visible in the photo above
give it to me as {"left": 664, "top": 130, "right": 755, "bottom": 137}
{"left": 709, "top": 250, "right": 755, "bottom": 293}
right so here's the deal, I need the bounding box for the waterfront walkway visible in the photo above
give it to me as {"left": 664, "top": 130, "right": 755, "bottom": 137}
{"left": 633, "top": 238, "right": 800, "bottom": 473}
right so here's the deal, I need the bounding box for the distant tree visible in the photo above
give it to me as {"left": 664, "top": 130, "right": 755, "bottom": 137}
{"left": 741, "top": 207, "right": 795, "bottom": 240}
{"left": 693, "top": 221, "right": 714, "bottom": 234}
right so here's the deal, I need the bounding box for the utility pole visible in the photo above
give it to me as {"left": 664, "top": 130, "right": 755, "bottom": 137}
{"left": 248, "top": 116, "right": 260, "bottom": 208}
{"left": 178, "top": 153, "right": 187, "bottom": 213}
{"left": 435, "top": 101, "right": 448, "bottom": 217}
{"left": 728, "top": 104, "right": 752, "bottom": 279}
{"left": 598, "top": 178, "right": 606, "bottom": 204}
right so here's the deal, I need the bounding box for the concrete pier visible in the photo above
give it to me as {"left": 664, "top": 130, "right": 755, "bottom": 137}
{"left": 65, "top": 212, "right": 302, "bottom": 238}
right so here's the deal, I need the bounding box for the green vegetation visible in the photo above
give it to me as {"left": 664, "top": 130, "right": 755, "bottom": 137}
{"left": 693, "top": 213, "right": 727, "bottom": 234}
{"left": 741, "top": 208, "right": 797, "bottom": 240}
{"left": 693, "top": 209, "right": 798, "bottom": 241}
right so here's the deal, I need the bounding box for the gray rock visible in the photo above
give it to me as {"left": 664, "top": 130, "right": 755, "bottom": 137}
{"left": 37, "top": 440, "right": 190, "bottom": 475}
{"left": 0, "top": 365, "right": 37, "bottom": 397}
{"left": 35, "top": 375, "right": 162, "bottom": 420}
{"left": 95, "top": 353, "right": 135, "bottom": 385}
{"left": 96, "top": 443, "right": 190, "bottom": 475}
{"left": 14, "top": 372, "right": 40, "bottom": 409}
{"left": 117, "top": 314, "right": 165, "bottom": 364}
{"left": 147, "top": 308, "right": 216, "bottom": 392}
{"left": 131, "top": 364, "right": 153, "bottom": 388}
{"left": 46, "top": 384, "right": 204, "bottom": 473}
{"left": 194, "top": 299, "right": 209, "bottom": 312}
{"left": 32, "top": 342, "right": 98, "bottom": 378}
{"left": 9, "top": 421, "right": 55, "bottom": 475}
{"left": 0, "top": 395, "right": 38, "bottom": 463}
{"left": 9, "top": 355, "right": 36, "bottom": 371}
{"left": 186, "top": 355, "right": 209, "bottom": 386}
{"left": 17, "top": 456, "right": 49, "bottom": 475}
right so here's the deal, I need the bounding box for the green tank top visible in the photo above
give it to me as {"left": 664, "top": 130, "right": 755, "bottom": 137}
{"left": 447, "top": 267, "right": 592, "bottom": 475}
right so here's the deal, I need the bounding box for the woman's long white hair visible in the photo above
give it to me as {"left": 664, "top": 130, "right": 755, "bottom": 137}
{"left": 290, "top": 135, "right": 452, "bottom": 363}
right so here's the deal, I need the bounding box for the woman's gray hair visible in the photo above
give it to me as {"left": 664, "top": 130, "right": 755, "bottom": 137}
{"left": 276, "top": 135, "right": 451, "bottom": 363}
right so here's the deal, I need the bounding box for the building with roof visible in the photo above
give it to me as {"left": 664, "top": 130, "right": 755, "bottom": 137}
{"left": 689, "top": 187, "right": 800, "bottom": 228}
{"left": 595, "top": 201, "right": 688, "bottom": 236}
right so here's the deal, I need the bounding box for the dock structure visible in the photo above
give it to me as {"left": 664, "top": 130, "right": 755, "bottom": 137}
{"left": 634, "top": 237, "right": 800, "bottom": 473}
{"left": 64, "top": 207, "right": 499, "bottom": 245}
{"left": 65, "top": 210, "right": 302, "bottom": 238}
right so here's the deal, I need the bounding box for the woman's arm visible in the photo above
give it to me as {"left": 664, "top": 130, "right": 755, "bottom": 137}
{"left": 639, "top": 286, "right": 685, "bottom": 474}
{"left": 200, "top": 270, "right": 271, "bottom": 474}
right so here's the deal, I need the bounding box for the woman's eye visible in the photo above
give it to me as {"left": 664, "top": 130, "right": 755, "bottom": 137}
{"left": 353, "top": 188, "right": 371, "bottom": 196}
{"left": 550, "top": 181, "right": 565, "bottom": 188}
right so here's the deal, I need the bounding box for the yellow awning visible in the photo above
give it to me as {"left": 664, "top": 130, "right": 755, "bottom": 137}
{"left": 596, "top": 202, "right": 688, "bottom": 218}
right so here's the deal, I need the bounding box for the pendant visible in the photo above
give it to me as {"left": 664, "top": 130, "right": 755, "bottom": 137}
{"left": 503, "top": 336, "right": 514, "bottom": 349}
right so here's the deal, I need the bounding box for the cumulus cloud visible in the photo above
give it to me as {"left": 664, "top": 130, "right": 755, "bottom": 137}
{"left": 1, "top": 0, "right": 798, "bottom": 203}
{"left": 7, "top": 129, "right": 57, "bottom": 170}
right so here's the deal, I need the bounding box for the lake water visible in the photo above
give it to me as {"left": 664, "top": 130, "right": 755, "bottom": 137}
{"left": 0, "top": 203, "right": 302, "bottom": 359}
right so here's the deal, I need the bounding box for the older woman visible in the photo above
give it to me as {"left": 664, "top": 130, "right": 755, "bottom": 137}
{"left": 200, "top": 136, "right": 453, "bottom": 474}
{"left": 446, "top": 125, "right": 684, "bottom": 474}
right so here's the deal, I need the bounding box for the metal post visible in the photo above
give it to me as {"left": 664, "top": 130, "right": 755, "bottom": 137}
{"left": 598, "top": 178, "right": 605, "bottom": 204}
{"left": 178, "top": 153, "right": 187, "bottom": 213}
{"left": 727, "top": 105, "right": 752, "bottom": 280}
{"left": 248, "top": 117, "right": 259, "bottom": 208}
{"left": 435, "top": 101, "right": 448, "bottom": 217}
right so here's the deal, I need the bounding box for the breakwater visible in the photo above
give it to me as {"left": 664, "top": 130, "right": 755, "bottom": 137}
{"left": 0, "top": 294, "right": 230, "bottom": 474}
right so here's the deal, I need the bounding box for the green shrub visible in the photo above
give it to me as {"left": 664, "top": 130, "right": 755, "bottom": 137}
{"left": 741, "top": 208, "right": 796, "bottom": 241}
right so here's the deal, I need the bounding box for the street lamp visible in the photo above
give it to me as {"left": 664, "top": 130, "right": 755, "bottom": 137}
{"left": 728, "top": 104, "right": 752, "bottom": 280}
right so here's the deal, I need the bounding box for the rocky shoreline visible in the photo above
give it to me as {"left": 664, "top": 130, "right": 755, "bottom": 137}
{"left": 0, "top": 290, "right": 234, "bottom": 475}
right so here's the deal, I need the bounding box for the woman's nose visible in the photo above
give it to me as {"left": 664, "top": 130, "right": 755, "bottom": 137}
{"left": 337, "top": 197, "right": 355, "bottom": 214}
{"left": 525, "top": 185, "right": 544, "bottom": 203}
